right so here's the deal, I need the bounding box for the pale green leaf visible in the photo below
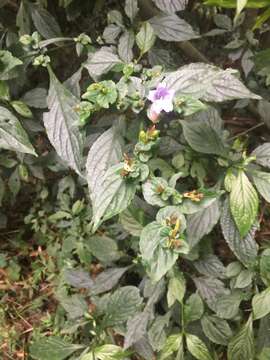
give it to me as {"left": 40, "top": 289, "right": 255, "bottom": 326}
{"left": 252, "top": 287, "right": 270, "bottom": 320}
{"left": 227, "top": 316, "right": 254, "bottom": 360}
{"left": 186, "top": 333, "right": 213, "bottom": 360}
{"left": 136, "top": 22, "right": 156, "bottom": 55}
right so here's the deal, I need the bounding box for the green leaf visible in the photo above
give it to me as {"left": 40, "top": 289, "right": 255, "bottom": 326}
{"left": 164, "top": 63, "right": 261, "bottom": 101}
{"left": 181, "top": 107, "right": 227, "bottom": 156}
{"left": 118, "top": 31, "right": 134, "bottom": 63}
{"left": 186, "top": 333, "right": 213, "bottom": 360}
{"left": 16, "top": 0, "right": 31, "bottom": 35}
{"left": 91, "top": 164, "right": 136, "bottom": 232}
{"left": 227, "top": 316, "right": 254, "bottom": 360}
{"left": 103, "top": 286, "right": 143, "bottom": 326}
{"left": 221, "top": 198, "right": 258, "bottom": 266}
{"left": 234, "top": 269, "right": 253, "bottom": 288}
{"left": 194, "top": 254, "right": 226, "bottom": 279}
{"left": 252, "top": 143, "right": 270, "bottom": 168}
{"left": 158, "top": 334, "right": 183, "bottom": 360}
{"left": 82, "top": 345, "right": 128, "bottom": 360}
{"left": 193, "top": 276, "right": 229, "bottom": 312}
{"left": 84, "top": 47, "right": 123, "bottom": 80}
{"left": 251, "top": 170, "right": 270, "bottom": 203}
{"left": 149, "top": 14, "right": 199, "bottom": 42}
{"left": 119, "top": 205, "right": 144, "bottom": 237}
{"left": 136, "top": 22, "right": 156, "bottom": 55}
{"left": 124, "top": 0, "right": 139, "bottom": 22}
{"left": 87, "top": 235, "right": 120, "bottom": 263}
{"left": 152, "top": 0, "right": 187, "bottom": 13}
{"left": 124, "top": 310, "right": 150, "bottom": 349}
{"left": 184, "top": 293, "right": 204, "bottom": 323}
{"left": 215, "top": 291, "right": 242, "bottom": 319}
{"left": 187, "top": 199, "right": 220, "bottom": 247}
{"left": 258, "top": 347, "right": 270, "bottom": 360}
{"left": 30, "top": 337, "right": 84, "bottom": 360}
{"left": 167, "top": 271, "right": 186, "bottom": 307}
{"left": 230, "top": 170, "right": 258, "bottom": 237}
{"left": 236, "top": 0, "right": 248, "bottom": 17}
{"left": 88, "top": 267, "right": 129, "bottom": 295}
{"left": 201, "top": 315, "right": 233, "bottom": 345}
{"left": 21, "top": 88, "right": 48, "bottom": 109}
{"left": 149, "top": 313, "right": 171, "bottom": 351}
{"left": 86, "top": 127, "right": 122, "bottom": 204}
{"left": 0, "top": 106, "right": 36, "bottom": 156}
{"left": 0, "top": 50, "right": 22, "bottom": 80}
{"left": 260, "top": 249, "right": 270, "bottom": 286}
{"left": 43, "top": 67, "right": 83, "bottom": 175}
{"left": 252, "top": 287, "right": 270, "bottom": 320}
{"left": 29, "top": 3, "right": 62, "bottom": 39}
{"left": 11, "top": 100, "right": 32, "bottom": 118}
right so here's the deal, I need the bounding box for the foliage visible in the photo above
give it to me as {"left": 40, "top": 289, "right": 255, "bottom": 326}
{"left": 1, "top": 0, "right": 270, "bottom": 359}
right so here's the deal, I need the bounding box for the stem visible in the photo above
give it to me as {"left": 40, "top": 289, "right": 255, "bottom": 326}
{"left": 228, "top": 122, "right": 265, "bottom": 140}
{"left": 180, "top": 301, "right": 185, "bottom": 334}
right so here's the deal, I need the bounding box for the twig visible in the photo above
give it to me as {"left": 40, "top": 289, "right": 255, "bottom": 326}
{"left": 228, "top": 122, "right": 265, "bottom": 140}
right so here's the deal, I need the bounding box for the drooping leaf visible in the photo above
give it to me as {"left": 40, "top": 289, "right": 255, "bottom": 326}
{"left": 149, "top": 14, "right": 199, "bottom": 42}
{"left": 136, "top": 22, "right": 156, "bottom": 55}
{"left": 91, "top": 164, "right": 137, "bottom": 232}
{"left": 30, "top": 337, "right": 84, "bottom": 360}
{"left": 201, "top": 315, "right": 233, "bottom": 345}
{"left": 227, "top": 316, "right": 254, "bottom": 360}
{"left": 118, "top": 31, "right": 135, "bottom": 63}
{"left": 0, "top": 106, "right": 36, "bottom": 156}
{"left": 164, "top": 63, "right": 261, "bottom": 101}
{"left": 43, "top": 67, "right": 83, "bottom": 175}
{"left": 124, "top": 310, "right": 150, "bottom": 349}
{"left": 230, "top": 170, "right": 258, "bottom": 237}
{"left": 186, "top": 333, "right": 213, "bottom": 360}
{"left": 152, "top": 0, "right": 187, "bottom": 13}
{"left": 103, "top": 286, "right": 143, "bottom": 326}
{"left": 221, "top": 198, "right": 258, "bottom": 266}
{"left": 86, "top": 126, "right": 123, "bottom": 204}
{"left": 252, "top": 287, "right": 270, "bottom": 320}
{"left": 187, "top": 199, "right": 220, "bottom": 247}
{"left": 84, "top": 47, "right": 123, "bottom": 79}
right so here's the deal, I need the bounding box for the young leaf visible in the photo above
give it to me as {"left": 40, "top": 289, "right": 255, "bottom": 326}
{"left": 136, "top": 22, "right": 156, "bottom": 55}
{"left": 0, "top": 106, "right": 36, "bottom": 156}
{"left": 252, "top": 287, "right": 270, "bottom": 320}
{"left": 150, "top": 14, "right": 199, "bottom": 42}
{"left": 167, "top": 271, "right": 186, "bottom": 307}
{"left": 152, "top": 0, "right": 187, "bottom": 13}
{"left": 30, "top": 337, "right": 84, "bottom": 360}
{"left": 230, "top": 170, "right": 258, "bottom": 238}
{"left": 43, "top": 67, "right": 84, "bottom": 176}
{"left": 186, "top": 333, "right": 213, "bottom": 360}
{"left": 164, "top": 63, "right": 261, "bottom": 101}
{"left": 221, "top": 198, "right": 258, "bottom": 266}
{"left": 91, "top": 164, "right": 137, "bottom": 232}
{"left": 227, "top": 316, "right": 254, "bottom": 360}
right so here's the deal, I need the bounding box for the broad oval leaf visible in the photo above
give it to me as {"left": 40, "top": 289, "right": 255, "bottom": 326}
{"left": 118, "top": 31, "right": 135, "bottom": 63}
{"left": 29, "top": 4, "right": 62, "bottom": 39}
{"left": 153, "top": 0, "right": 187, "bottom": 13}
{"left": 251, "top": 170, "right": 270, "bottom": 203}
{"left": 43, "top": 67, "right": 84, "bottom": 175}
{"left": 201, "top": 315, "right": 233, "bottom": 345}
{"left": 252, "top": 287, "right": 270, "bottom": 320}
{"left": 136, "top": 22, "right": 156, "bottom": 55}
{"left": 149, "top": 14, "right": 199, "bottom": 42}
{"left": 0, "top": 106, "right": 36, "bottom": 156}
{"left": 164, "top": 63, "right": 261, "bottom": 101}
{"left": 229, "top": 170, "right": 258, "bottom": 238}
{"left": 124, "top": 0, "right": 139, "bottom": 22}
{"left": 252, "top": 143, "right": 270, "bottom": 168}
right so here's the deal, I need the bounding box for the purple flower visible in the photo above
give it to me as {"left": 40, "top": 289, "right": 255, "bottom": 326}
{"left": 148, "top": 84, "right": 175, "bottom": 114}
